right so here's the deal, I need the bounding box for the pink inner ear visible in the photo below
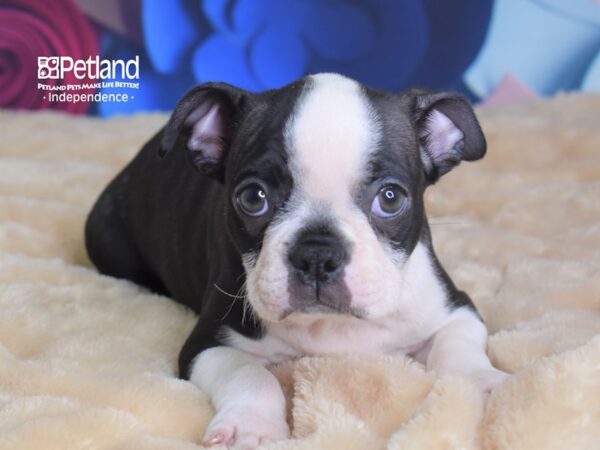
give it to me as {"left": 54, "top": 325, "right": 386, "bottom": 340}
{"left": 187, "top": 103, "right": 226, "bottom": 160}
{"left": 421, "top": 109, "right": 464, "bottom": 156}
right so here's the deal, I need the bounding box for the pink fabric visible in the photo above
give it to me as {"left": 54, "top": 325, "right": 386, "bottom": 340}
{"left": 479, "top": 74, "right": 538, "bottom": 108}
{"left": 0, "top": 0, "right": 99, "bottom": 113}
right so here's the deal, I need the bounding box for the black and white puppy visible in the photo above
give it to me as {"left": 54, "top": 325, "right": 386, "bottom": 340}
{"left": 86, "top": 73, "right": 509, "bottom": 449}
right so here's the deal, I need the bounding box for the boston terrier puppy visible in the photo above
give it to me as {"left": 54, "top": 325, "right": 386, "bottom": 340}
{"left": 86, "top": 73, "right": 509, "bottom": 449}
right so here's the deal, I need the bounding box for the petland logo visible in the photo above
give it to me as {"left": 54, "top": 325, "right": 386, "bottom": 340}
{"left": 37, "top": 56, "right": 139, "bottom": 80}
{"left": 37, "top": 56, "right": 140, "bottom": 104}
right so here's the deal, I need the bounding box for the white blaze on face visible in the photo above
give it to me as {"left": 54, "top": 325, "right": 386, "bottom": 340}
{"left": 244, "top": 73, "right": 424, "bottom": 322}
{"left": 287, "top": 73, "right": 377, "bottom": 204}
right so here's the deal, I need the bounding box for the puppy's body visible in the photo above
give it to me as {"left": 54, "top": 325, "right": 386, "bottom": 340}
{"left": 87, "top": 130, "right": 258, "bottom": 342}
{"left": 86, "top": 74, "right": 508, "bottom": 448}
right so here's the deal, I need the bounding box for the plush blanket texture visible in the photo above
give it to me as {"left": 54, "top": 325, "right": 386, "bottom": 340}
{"left": 0, "top": 94, "right": 599, "bottom": 450}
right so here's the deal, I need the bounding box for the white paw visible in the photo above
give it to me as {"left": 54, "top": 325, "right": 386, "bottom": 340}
{"left": 469, "top": 367, "right": 511, "bottom": 394}
{"left": 201, "top": 406, "right": 290, "bottom": 450}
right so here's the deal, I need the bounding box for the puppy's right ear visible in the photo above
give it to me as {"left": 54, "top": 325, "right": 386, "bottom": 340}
{"left": 159, "top": 83, "right": 250, "bottom": 179}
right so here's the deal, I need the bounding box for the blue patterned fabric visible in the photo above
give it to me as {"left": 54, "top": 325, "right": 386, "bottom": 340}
{"left": 99, "top": 0, "right": 493, "bottom": 115}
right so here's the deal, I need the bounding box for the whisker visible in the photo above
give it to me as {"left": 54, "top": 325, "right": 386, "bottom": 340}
{"left": 236, "top": 283, "right": 249, "bottom": 325}
{"left": 242, "top": 293, "right": 259, "bottom": 327}
{"left": 235, "top": 272, "right": 246, "bottom": 283}
{"left": 213, "top": 281, "right": 259, "bottom": 327}
{"left": 215, "top": 283, "right": 246, "bottom": 321}
{"left": 242, "top": 298, "right": 249, "bottom": 325}
{"left": 214, "top": 283, "right": 245, "bottom": 299}
{"left": 220, "top": 297, "right": 238, "bottom": 321}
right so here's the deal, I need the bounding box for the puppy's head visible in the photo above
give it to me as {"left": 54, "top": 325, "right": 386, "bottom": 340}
{"left": 160, "top": 74, "right": 486, "bottom": 323}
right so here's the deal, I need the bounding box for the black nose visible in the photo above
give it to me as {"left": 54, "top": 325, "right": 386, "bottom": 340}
{"left": 288, "top": 232, "right": 348, "bottom": 284}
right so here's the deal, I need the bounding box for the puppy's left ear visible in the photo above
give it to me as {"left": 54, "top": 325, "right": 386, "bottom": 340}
{"left": 411, "top": 90, "right": 486, "bottom": 184}
{"left": 159, "top": 82, "right": 251, "bottom": 180}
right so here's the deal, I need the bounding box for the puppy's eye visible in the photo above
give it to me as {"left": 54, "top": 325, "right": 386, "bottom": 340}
{"left": 371, "top": 185, "right": 406, "bottom": 218}
{"left": 237, "top": 184, "right": 268, "bottom": 216}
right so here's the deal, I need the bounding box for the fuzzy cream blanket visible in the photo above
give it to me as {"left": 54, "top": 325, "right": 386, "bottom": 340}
{"left": 0, "top": 94, "right": 599, "bottom": 450}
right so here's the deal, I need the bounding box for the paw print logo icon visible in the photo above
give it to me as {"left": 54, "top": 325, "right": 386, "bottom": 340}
{"left": 37, "top": 57, "right": 60, "bottom": 79}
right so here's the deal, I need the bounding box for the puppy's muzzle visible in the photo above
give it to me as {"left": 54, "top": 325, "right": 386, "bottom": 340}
{"left": 286, "top": 230, "right": 352, "bottom": 315}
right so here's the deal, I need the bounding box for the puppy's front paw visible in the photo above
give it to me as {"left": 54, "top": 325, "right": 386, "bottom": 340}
{"left": 201, "top": 406, "right": 290, "bottom": 450}
{"left": 469, "top": 367, "right": 511, "bottom": 394}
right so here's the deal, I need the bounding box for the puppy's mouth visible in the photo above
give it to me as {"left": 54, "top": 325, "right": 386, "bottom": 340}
{"left": 280, "top": 271, "right": 365, "bottom": 320}
{"left": 279, "top": 305, "right": 365, "bottom": 321}
{"left": 279, "top": 292, "right": 365, "bottom": 320}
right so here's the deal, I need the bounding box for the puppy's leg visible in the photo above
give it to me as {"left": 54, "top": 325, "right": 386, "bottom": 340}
{"left": 189, "top": 347, "right": 289, "bottom": 449}
{"left": 421, "top": 307, "right": 510, "bottom": 393}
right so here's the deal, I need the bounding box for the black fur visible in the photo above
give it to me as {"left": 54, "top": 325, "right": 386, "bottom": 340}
{"left": 86, "top": 81, "right": 305, "bottom": 377}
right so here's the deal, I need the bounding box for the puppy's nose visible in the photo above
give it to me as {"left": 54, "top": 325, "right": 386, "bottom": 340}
{"left": 288, "top": 232, "right": 348, "bottom": 284}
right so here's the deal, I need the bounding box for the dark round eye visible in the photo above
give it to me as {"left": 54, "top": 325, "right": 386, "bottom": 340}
{"left": 371, "top": 185, "right": 406, "bottom": 218}
{"left": 237, "top": 184, "right": 268, "bottom": 216}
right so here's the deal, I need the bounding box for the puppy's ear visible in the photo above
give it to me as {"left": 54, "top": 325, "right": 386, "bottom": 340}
{"left": 159, "top": 82, "right": 250, "bottom": 179}
{"left": 410, "top": 89, "right": 486, "bottom": 184}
